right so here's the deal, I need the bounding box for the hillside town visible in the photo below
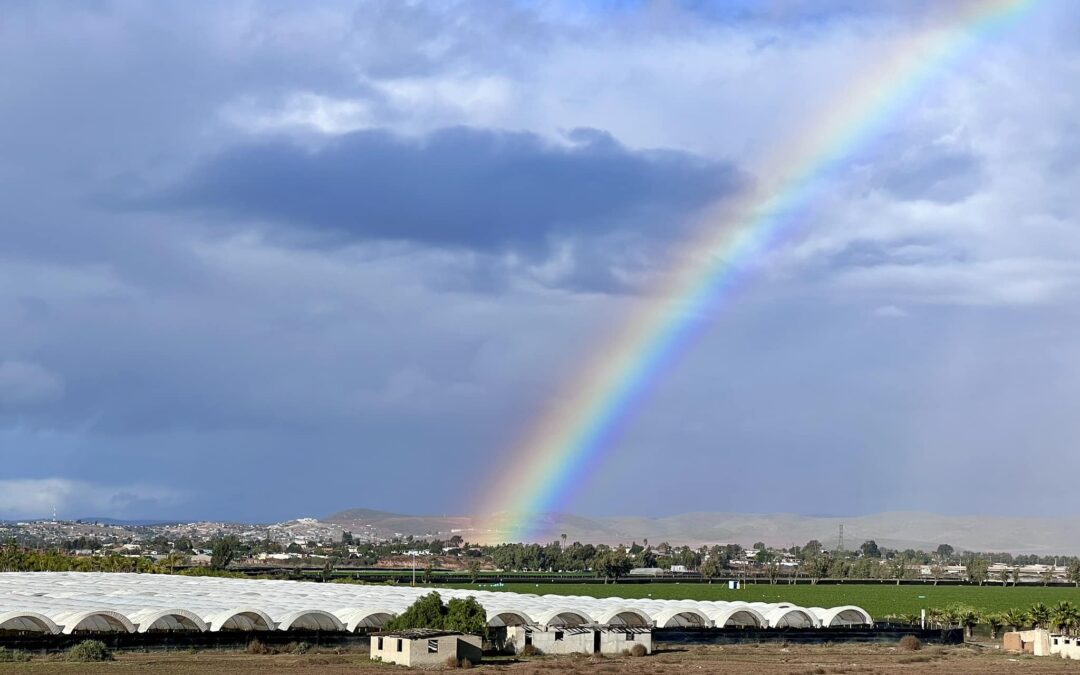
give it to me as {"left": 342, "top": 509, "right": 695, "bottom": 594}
{"left": 3, "top": 517, "right": 1080, "bottom": 587}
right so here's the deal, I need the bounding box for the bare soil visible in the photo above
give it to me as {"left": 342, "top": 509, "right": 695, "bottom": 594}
{"left": 0, "top": 643, "right": 1072, "bottom": 673}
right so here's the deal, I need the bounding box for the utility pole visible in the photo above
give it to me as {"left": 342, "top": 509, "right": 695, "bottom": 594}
{"left": 837, "top": 523, "right": 844, "bottom": 554}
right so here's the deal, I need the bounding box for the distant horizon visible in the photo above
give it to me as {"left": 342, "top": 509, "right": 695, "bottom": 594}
{"left": 10, "top": 505, "right": 1080, "bottom": 520}
{"left": 10, "top": 506, "right": 1080, "bottom": 526}
{"left": 10, "top": 508, "right": 1080, "bottom": 556}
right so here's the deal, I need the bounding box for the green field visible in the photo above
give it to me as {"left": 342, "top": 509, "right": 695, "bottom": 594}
{"left": 439, "top": 582, "right": 1080, "bottom": 618}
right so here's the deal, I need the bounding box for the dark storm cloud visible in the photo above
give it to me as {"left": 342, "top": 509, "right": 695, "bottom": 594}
{"left": 150, "top": 127, "right": 744, "bottom": 253}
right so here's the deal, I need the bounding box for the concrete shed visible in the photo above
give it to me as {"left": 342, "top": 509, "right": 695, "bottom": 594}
{"left": 508, "top": 625, "right": 652, "bottom": 656}
{"left": 370, "top": 629, "right": 483, "bottom": 667}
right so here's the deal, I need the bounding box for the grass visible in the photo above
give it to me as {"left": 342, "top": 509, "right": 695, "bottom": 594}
{"left": 437, "top": 582, "right": 1080, "bottom": 617}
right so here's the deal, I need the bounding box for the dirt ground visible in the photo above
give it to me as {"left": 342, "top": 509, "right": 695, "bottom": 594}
{"left": 2, "top": 643, "right": 1078, "bottom": 674}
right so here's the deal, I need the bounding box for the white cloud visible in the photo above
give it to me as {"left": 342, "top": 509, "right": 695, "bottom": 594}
{"left": 835, "top": 259, "right": 1080, "bottom": 307}
{"left": 221, "top": 92, "right": 375, "bottom": 135}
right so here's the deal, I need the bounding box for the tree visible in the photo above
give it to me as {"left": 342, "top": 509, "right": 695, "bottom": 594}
{"left": 1069, "top": 561, "right": 1080, "bottom": 588}
{"left": 936, "top": 544, "right": 954, "bottom": 561}
{"left": 387, "top": 592, "right": 448, "bottom": 631}
{"left": 594, "top": 551, "right": 633, "bottom": 583}
{"left": 802, "top": 555, "right": 829, "bottom": 585}
{"left": 1052, "top": 601, "right": 1079, "bottom": 636}
{"left": 967, "top": 558, "right": 989, "bottom": 586}
{"left": 699, "top": 556, "right": 724, "bottom": 583}
{"left": 1029, "top": 602, "right": 1052, "bottom": 629}
{"left": 939, "top": 605, "right": 963, "bottom": 629}
{"left": 445, "top": 597, "right": 488, "bottom": 638}
{"left": 952, "top": 604, "right": 982, "bottom": 636}
{"left": 1003, "top": 608, "right": 1029, "bottom": 632}
{"left": 802, "top": 540, "right": 823, "bottom": 559}
{"left": 893, "top": 612, "right": 919, "bottom": 627}
{"left": 466, "top": 558, "right": 482, "bottom": 583}
{"left": 639, "top": 549, "right": 657, "bottom": 568}
{"left": 163, "top": 552, "right": 188, "bottom": 573}
{"left": 765, "top": 562, "right": 781, "bottom": 584}
{"left": 210, "top": 536, "right": 243, "bottom": 570}
{"left": 926, "top": 608, "right": 945, "bottom": 629}
{"left": 860, "top": 540, "right": 881, "bottom": 558}
{"left": 752, "top": 542, "right": 766, "bottom": 551}
{"left": 930, "top": 564, "right": 945, "bottom": 586}
{"left": 890, "top": 555, "right": 910, "bottom": 585}
{"left": 984, "top": 612, "right": 1005, "bottom": 640}
{"left": 385, "top": 592, "right": 488, "bottom": 639}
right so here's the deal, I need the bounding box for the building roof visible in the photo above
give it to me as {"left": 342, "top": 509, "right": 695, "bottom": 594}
{"left": 372, "top": 628, "right": 470, "bottom": 639}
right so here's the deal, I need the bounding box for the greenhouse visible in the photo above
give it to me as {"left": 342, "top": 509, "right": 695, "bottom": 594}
{"left": 0, "top": 572, "right": 872, "bottom": 634}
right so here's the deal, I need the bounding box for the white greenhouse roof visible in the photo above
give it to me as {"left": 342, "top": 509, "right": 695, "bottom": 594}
{"left": 0, "top": 572, "right": 871, "bottom": 634}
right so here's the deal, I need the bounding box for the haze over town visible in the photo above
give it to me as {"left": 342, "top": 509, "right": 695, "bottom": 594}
{"left": 2, "top": 1, "right": 1079, "bottom": 526}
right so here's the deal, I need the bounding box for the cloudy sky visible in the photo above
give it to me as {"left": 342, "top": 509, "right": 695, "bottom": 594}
{"left": 1, "top": 0, "right": 1078, "bottom": 522}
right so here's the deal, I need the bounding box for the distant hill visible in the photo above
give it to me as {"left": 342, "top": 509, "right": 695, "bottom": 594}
{"left": 324, "top": 508, "right": 1080, "bottom": 555}
{"left": 325, "top": 508, "right": 474, "bottom": 540}
{"left": 327, "top": 508, "right": 408, "bottom": 521}
{"left": 71, "top": 517, "right": 184, "bottom": 526}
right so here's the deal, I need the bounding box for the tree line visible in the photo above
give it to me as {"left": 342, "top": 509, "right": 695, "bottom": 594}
{"left": 888, "top": 601, "right": 1080, "bottom": 639}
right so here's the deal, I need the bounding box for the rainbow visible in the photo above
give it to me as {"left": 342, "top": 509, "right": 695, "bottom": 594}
{"left": 477, "top": 0, "right": 1038, "bottom": 542}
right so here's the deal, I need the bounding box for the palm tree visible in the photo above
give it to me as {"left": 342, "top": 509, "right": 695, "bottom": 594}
{"left": 927, "top": 608, "right": 945, "bottom": 629}
{"left": 1052, "top": 601, "right": 1079, "bottom": 636}
{"left": 1003, "top": 608, "right": 1029, "bottom": 632}
{"left": 940, "top": 606, "right": 962, "bottom": 630}
{"left": 958, "top": 607, "right": 981, "bottom": 639}
{"left": 984, "top": 612, "right": 1005, "bottom": 640}
{"left": 1029, "top": 602, "right": 1052, "bottom": 629}
{"left": 898, "top": 612, "right": 920, "bottom": 627}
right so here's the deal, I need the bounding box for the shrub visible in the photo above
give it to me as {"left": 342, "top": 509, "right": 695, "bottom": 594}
{"left": 444, "top": 656, "right": 475, "bottom": 669}
{"left": 246, "top": 638, "right": 272, "bottom": 655}
{"left": 0, "top": 647, "right": 30, "bottom": 663}
{"left": 898, "top": 635, "right": 922, "bottom": 651}
{"left": 67, "top": 640, "right": 113, "bottom": 662}
{"left": 629, "top": 643, "right": 647, "bottom": 657}
{"left": 519, "top": 643, "right": 541, "bottom": 657}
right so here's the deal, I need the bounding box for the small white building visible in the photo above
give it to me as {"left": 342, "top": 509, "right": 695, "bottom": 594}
{"left": 370, "top": 629, "right": 483, "bottom": 667}
{"left": 507, "top": 625, "right": 652, "bottom": 656}
{"left": 1051, "top": 634, "right": 1080, "bottom": 660}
